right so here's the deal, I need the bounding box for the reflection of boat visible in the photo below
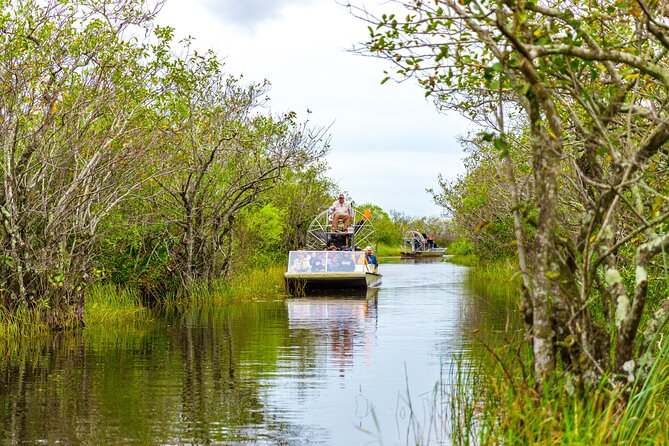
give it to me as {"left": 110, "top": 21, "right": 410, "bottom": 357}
{"left": 284, "top": 208, "right": 382, "bottom": 296}
{"left": 284, "top": 250, "right": 382, "bottom": 295}
{"left": 400, "top": 230, "right": 446, "bottom": 258}
{"left": 286, "top": 293, "right": 378, "bottom": 374}
{"left": 286, "top": 290, "right": 378, "bottom": 328}
{"left": 399, "top": 256, "right": 444, "bottom": 264}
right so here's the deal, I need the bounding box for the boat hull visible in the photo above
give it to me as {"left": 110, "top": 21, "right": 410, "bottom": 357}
{"left": 400, "top": 248, "right": 446, "bottom": 258}
{"left": 284, "top": 271, "right": 382, "bottom": 295}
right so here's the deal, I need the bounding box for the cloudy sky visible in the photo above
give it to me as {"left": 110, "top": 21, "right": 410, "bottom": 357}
{"left": 156, "top": 0, "right": 471, "bottom": 217}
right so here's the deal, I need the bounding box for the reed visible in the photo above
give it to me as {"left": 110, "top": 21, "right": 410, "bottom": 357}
{"left": 185, "top": 265, "right": 287, "bottom": 303}
{"left": 450, "top": 359, "right": 669, "bottom": 444}
{"left": 85, "top": 283, "right": 151, "bottom": 325}
{"left": 377, "top": 243, "right": 403, "bottom": 257}
{"left": 438, "top": 255, "right": 669, "bottom": 444}
{"left": 445, "top": 320, "right": 669, "bottom": 445}
{"left": 446, "top": 253, "right": 479, "bottom": 267}
{"left": 0, "top": 305, "right": 50, "bottom": 359}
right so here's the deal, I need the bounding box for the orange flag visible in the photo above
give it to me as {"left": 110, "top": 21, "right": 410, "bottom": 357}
{"left": 363, "top": 208, "right": 372, "bottom": 220}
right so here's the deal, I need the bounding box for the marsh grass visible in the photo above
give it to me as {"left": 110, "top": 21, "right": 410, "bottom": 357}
{"left": 378, "top": 244, "right": 403, "bottom": 257}
{"left": 85, "top": 283, "right": 151, "bottom": 325}
{"left": 445, "top": 301, "right": 669, "bottom": 445}
{"left": 438, "top": 256, "right": 669, "bottom": 445}
{"left": 174, "top": 265, "right": 287, "bottom": 305}
{"left": 447, "top": 253, "right": 479, "bottom": 267}
{"left": 448, "top": 342, "right": 669, "bottom": 445}
{"left": 1, "top": 265, "right": 287, "bottom": 361}
{"left": 0, "top": 306, "right": 50, "bottom": 360}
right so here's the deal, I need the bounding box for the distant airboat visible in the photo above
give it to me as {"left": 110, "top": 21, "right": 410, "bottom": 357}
{"left": 400, "top": 230, "right": 446, "bottom": 258}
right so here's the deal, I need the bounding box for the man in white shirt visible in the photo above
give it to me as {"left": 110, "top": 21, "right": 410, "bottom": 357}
{"left": 329, "top": 193, "right": 353, "bottom": 232}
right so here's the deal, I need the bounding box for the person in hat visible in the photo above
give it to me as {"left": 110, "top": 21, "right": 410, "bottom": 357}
{"left": 364, "top": 246, "right": 378, "bottom": 272}
{"left": 328, "top": 193, "right": 353, "bottom": 232}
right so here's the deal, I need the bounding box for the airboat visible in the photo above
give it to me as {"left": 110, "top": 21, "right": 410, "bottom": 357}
{"left": 284, "top": 208, "right": 382, "bottom": 296}
{"left": 400, "top": 230, "right": 446, "bottom": 258}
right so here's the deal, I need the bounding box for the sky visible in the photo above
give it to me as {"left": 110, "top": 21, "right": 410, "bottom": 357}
{"left": 156, "top": 0, "right": 472, "bottom": 217}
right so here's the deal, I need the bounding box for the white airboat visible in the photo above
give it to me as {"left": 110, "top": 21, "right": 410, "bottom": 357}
{"left": 400, "top": 230, "right": 446, "bottom": 258}
{"left": 284, "top": 208, "right": 382, "bottom": 296}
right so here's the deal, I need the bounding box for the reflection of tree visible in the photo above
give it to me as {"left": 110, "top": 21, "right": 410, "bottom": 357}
{"left": 448, "top": 276, "right": 523, "bottom": 365}
{"left": 0, "top": 301, "right": 324, "bottom": 444}
{"left": 178, "top": 309, "right": 267, "bottom": 438}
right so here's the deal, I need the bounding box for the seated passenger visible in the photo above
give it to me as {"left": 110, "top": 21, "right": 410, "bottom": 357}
{"left": 291, "top": 252, "right": 311, "bottom": 272}
{"left": 364, "top": 246, "right": 379, "bottom": 272}
{"left": 339, "top": 253, "right": 356, "bottom": 271}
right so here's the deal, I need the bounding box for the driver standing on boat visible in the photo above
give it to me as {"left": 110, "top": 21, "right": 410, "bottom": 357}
{"left": 329, "top": 193, "right": 353, "bottom": 232}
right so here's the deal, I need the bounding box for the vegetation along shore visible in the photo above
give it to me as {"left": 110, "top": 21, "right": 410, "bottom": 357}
{"left": 5, "top": 0, "right": 669, "bottom": 443}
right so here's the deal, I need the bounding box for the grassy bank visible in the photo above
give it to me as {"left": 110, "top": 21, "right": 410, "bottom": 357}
{"left": 450, "top": 343, "right": 669, "bottom": 445}
{"left": 0, "top": 265, "right": 289, "bottom": 353}
{"left": 446, "top": 253, "right": 521, "bottom": 293}
{"left": 377, "top": 243, "right": 403, "bottom": 257}
{"left": 86, "top": 284, "right": 152, "bottom": 325}
{"left": 180, "top": 265, "right": 287, "bottom": 304}
{"left": 443, "top": 254, "right": 669, "bottom": 444}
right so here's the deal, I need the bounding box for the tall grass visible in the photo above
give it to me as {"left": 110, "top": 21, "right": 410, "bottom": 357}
{"left": 166, "top": 265, "right": 288, "bottom": 305}
{"left": 443, "top": 256, "right": 669, "bottom": 445}
{"left": 436, "top": 253, "right": 669, "bottom": 444}
{"left": 448, "top": 340, "right": 669, "bottom": 445}
{"left": 85, "top": 283, "right": 151, "bottom": 325}
{"left": 1, "top": 264, "right": 289, "bottom": 357}
{"left": 447, "top": 253, "right": 479, "bottom": 267}
{"left": 377, "top": 243, "right": 403, "bottom": 257}
{"left": 0, "top": 305, "right": 50, "bottom": 360}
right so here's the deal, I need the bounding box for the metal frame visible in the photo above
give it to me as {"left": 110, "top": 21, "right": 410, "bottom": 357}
{"left": 305, "top": 209, "right": 378, "bottom": 252}
{"left": 402, "top": 230, "right": 428, "bottom": 253}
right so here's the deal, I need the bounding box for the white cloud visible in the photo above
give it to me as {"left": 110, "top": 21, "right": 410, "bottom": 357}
{"left": 202, "top": 0, "right": 316, "bottom": 29}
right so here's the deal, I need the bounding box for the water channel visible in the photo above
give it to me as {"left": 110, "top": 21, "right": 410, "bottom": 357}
{"left": 0, "top": 259, "right": 518, "bottom": 445}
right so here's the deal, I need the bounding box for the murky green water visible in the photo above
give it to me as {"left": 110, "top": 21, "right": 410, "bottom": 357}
{"left": 0, "top": 260, "right": 518, "bottom": 445}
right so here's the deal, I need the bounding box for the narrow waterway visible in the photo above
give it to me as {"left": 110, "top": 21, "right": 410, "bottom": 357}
{"left": 0, "top": 259, "right": 518, "bottom": 445}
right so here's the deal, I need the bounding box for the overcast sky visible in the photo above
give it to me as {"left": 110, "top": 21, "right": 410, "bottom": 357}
{"left": 156, "top": 0, "right": 471, "bottom": 217}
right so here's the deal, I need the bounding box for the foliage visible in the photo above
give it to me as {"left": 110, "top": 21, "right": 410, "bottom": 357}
{"left": 446, "top": 239, "right": 475, "bottom": 257}
{"left": 94, "top": 219, "right": 174, "bottom": 298}
{"left": 450, "top": 329, "right": 669, "bottom": 446}
{"left": 265, "top": 162, "right": 338, "bottom": 251}
{"left": 233, "top": 203, "right": 287, "bottom": 272}
{"left": 0, "top": 0, "right": 164, "bottom": 329}
{"left": 351, "top": 0, "right": 669, "bottom": 397}
{"left": 433, "top": 133, "right": 534, "bottom": 259}
{"left": 0, "top": 0, "right": 331, "bottom": 326}
{"left": 354, "top": 203, "right": 401, "bottom": 246}
{"left": 144, "top": 37, "right": 329, "bottom": 290}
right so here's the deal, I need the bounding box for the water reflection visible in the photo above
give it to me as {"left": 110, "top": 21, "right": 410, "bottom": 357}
{"left": 398, "top": 256, "right": 446, "bottom": 264}
{"left": 286, "top": 290, "right": 378, "bottom": 377}
{"left": 0, "top": 261, "right": 519, "bottom": 445}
